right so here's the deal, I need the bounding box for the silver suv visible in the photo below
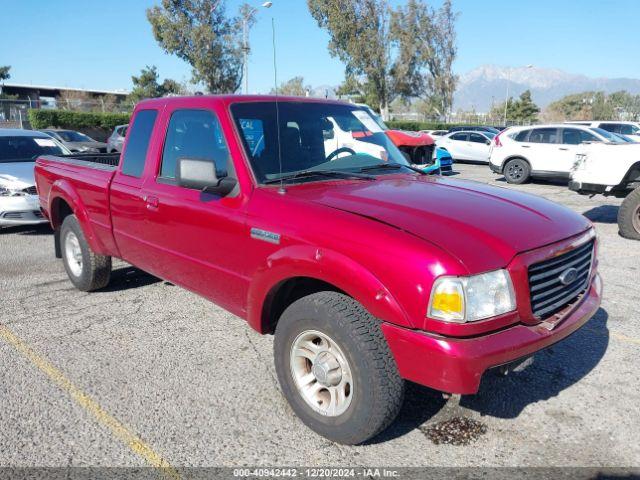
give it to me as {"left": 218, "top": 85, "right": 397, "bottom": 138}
{"left": 106, "top": 124, "right": 128, "bottom": 153}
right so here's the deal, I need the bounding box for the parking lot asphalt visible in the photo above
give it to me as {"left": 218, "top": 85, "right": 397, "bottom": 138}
{"left": 1, "top": 163, "right": 639, "bottom": 470}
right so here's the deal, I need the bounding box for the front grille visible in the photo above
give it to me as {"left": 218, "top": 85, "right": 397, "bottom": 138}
{"left": 22, "top": 186, "right": 37, "bottom": 195}
{"left": 528, "top": 240, "right": 594, "bottom": 319}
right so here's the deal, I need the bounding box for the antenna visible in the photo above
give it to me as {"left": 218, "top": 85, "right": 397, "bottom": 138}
{"left": 271, "top": 17, "right": 285, "bottom": 194}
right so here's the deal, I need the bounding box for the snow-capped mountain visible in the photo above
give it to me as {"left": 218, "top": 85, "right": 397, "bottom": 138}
{"left": 455, "top": 65, "right": 640, "bottom": 112}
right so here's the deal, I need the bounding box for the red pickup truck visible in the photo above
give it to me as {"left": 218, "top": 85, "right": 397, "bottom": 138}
{"left": 35, "top": 95, "right": 602, "bottom": 445}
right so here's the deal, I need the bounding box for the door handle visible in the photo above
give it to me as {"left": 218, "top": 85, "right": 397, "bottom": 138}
{"left": 143, "top": 195, "right": 159, "bottom": 209}
{"left": 521, "top": 145, "right": 530, "bottom": 148}
{"left": 559, "top": 148, "right": 569, "bottom": 151}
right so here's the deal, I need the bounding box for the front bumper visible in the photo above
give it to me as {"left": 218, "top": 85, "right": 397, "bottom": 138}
{"left": 382, "top": 273, "right": 602, "bottom": 394}
{"left": 0, "top": 194, "right": 47, "bottom": 226}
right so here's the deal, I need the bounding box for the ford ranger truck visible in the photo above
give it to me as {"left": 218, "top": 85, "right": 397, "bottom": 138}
{"left": 35, "top": 96, "right": 602, "bottom": 445}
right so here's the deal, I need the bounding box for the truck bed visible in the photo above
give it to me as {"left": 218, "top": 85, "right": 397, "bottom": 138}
{"left": 35, "top": 153, "right": 122, "bottom": 257}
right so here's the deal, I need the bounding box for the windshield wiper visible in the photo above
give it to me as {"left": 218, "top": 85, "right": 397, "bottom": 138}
{"left": 359, "top": 162, "right": 427, "bottom": 175}
{"left": 263, "top": 169, "right": 375, "bottom": 185}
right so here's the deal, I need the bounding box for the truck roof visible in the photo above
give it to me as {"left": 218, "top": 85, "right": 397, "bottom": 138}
{"left": 135, "top": 94, "right": 353, "bottom": 109}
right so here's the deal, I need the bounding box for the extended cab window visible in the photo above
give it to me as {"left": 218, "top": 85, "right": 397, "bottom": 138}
{"left": 160, "top": 109, "right": 229, "bottom": 181}
{"left": 121, "top": 110, "right": 157, "bottom": 177}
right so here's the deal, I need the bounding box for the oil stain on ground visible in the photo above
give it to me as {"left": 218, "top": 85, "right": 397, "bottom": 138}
{"left": 421, "top": 416, "right": 488, "bottom": 446}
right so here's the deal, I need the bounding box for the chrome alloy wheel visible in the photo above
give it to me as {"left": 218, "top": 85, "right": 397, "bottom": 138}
{"left": 64, "top": 231, "right": 83, "bottom": 277}
{"left": 290, "top": 330, "right": 353, "bottom": 417}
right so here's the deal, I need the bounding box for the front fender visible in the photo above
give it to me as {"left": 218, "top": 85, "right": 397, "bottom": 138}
{"left": 246, "top": 245, "right": 413, "bottom": 333}
{"left": 48, "top": 179, "right": 109, "bottom": 255}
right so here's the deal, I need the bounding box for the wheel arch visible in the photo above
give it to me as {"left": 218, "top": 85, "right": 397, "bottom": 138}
{"left": 48, "top": 180, "right": 107, "bottom": 257}
{"left": 246, "top": 246, "right": 412, "bottom": 334}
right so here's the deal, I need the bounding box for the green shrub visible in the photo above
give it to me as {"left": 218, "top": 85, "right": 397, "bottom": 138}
{"left": 386, "top": 121, "right": 480, "bottom": 131}
{"left": 28, "top": 109, "right": 131, "bottom": 130}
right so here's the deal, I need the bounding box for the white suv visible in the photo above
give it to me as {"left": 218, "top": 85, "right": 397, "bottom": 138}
{"left": 565, "top": 121, "right": 640, "bottom": 142}
{"left": 570, "top": 142, "right": 640, "bottom": 239}
{"left": 489, "top": 124, "right": 631, "bottom": 184}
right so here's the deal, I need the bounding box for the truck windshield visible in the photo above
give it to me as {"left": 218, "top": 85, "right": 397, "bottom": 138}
{"left": 230, "top": 102, "right": 410, "bottom": 184}
{"left": 0, "top": 136, "right": 68, "bottom": 163}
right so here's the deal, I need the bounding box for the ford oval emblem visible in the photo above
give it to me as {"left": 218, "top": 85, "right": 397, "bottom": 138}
{"left": 559, "top": 267, "right": 579, "bottom": 285}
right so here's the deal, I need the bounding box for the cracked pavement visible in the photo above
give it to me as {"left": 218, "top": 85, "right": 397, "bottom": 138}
{"left": 0, "top": 164, "right": 639, "bottom": 468}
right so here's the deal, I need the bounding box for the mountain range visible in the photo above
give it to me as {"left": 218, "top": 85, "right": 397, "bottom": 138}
{"left": 454, "top": 65, "right": 640, "bottom": 112}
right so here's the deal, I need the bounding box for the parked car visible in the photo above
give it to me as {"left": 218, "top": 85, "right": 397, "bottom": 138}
{"left": 356, "top": 104, "right": 435, "bottom": 164}
{"left": 565, "top": 121, "right": 640, "bottom": 142}
{"left": 435, "top": 130, "right": 496, "bottom": 163}
{"left": 106, "top": 124, "right": 128, "bottom": 153}
{"left": 35, "top": 95, "right": 601, "bottom": 445}
{"left": 1, "top": 129, "right": 70, "bottom": 228}
{"left": 489, "top": 124, "right": 634, "bottom": 184}
{"left": 40, "top": 129, "right": 107, "bottom": 153}
{"left": 570, "top": 142, "right": 640, "bottom": 239}
{"left": 420, "top": 129, "right": 448, "bottom": 138}
{"left": 448, "top": 125, "right": 501, "bottom": 135}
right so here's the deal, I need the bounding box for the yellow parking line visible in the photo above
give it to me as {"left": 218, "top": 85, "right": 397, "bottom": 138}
{"left": 0, "top": 325, "right": 180, "bottom": 480}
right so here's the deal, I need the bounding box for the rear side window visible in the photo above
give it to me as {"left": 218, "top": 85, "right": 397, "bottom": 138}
{"left": 469, "top": 133, "right": 487, "bottom": 143}
{"left": 450, "top": 133, "right": 468, "bottom": 141}
{"left": 599, "top": 123, "right": 620, "bottom": 134}
{"left": 513, "top": 129, "right": 530, "bottom": 142}
{"left": 121, "top": 110, "right": 157, "bottom": 178}
{"left": 529, "top": 128, "right": 558, "bottom": 144}
{"left": 160, "top": 109, "right": 230, "bottom": 180}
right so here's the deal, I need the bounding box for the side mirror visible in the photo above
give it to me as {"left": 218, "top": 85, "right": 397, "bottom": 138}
{"left": 485, "top": 139, "right": 491, "bottom": 145}
{"left": 176, "top": 157, "right": 237, "bottom": 196}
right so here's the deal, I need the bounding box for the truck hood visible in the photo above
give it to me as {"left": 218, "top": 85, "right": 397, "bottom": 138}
{"left": 289, "top": 175, "right": 591, "bottom": 273}
{"left": 0, "top": 162, "right": 36, "bottom": 187}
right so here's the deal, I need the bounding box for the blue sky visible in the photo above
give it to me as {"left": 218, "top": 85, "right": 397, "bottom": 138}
{"left": 2, "top": 0, "right": 639, "bottom": 93}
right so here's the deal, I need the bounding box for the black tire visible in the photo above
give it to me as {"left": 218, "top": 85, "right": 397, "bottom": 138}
{"left": 60, "top": 215, "right": 112, "bottom": 291}
{"left": 503, "top": 158, "right": 531, "bottom": 184}
{"left": 274, "top": 292, "right": 405, "bottom": 445}
{"left": 618, "top": 187, "right": 640, "bottom": 240}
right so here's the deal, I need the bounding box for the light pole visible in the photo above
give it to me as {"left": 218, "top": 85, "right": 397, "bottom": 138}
{"left": 243, "top": 1, "right": 273, "bottom": 95}
{"left": 504, "top": 64, "right": 532, "bottom": 125}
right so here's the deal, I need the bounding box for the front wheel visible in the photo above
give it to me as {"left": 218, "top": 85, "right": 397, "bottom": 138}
{"left": 618, "top": 187, "right": 640, "bottom": 240}
{"left": 274, "top": 292, "right": 405, "bottom": 445}
{"left": 61, "top": 215, "right": 112, "bottom": 291}
{"left": 504, "top": 158, "right": 531, "bottom": 184}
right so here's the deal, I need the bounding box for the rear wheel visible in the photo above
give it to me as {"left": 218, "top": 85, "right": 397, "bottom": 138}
{"left": 61, "top": 215, "right": 112, "bottom": 291}
{"left": 618, "top": 187, "right": 640, "bottom": 240}
{"left": 274, "top": 292, "right": 405, "bottom": 445}
{"left": 504, "top": 158, "right": 531, "bottom": 184}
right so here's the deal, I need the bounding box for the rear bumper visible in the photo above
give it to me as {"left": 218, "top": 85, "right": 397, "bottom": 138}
{"left": 0, "top": 195, "right": 47, "bottom": 226}
{"left": 382, "top": 273, "right": 602, "bottom": 394}
{"left": 568, "top": 180, "right": 608, "bottom": 195}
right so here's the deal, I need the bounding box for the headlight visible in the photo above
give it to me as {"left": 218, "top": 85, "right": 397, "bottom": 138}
{"left": 428, "top": 270, "right": 516, "bottom": 322}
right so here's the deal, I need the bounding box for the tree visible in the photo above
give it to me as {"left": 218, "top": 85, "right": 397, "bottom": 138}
{"left": 270, "top": 76, "right": 311, "bottom": 97}
{"left": 0, "top": 65, "right": 10, "bottom": 82}
{"left": 543, "top": 91, "right": 640, "bottom": 122}
{"left": 128, "top": 66, "right": 182, "bottom": 103}
{"left": 490, "top": 90, "right": 540, "bottom": 124}
{"left": 308, "top": 0, "right": 419, "bottom": 119}
{"left": 391, "top": 0, "right": 458, "bottom": 120}
{"left": 147, "top": 0, "right": 254, "bottom": 94}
